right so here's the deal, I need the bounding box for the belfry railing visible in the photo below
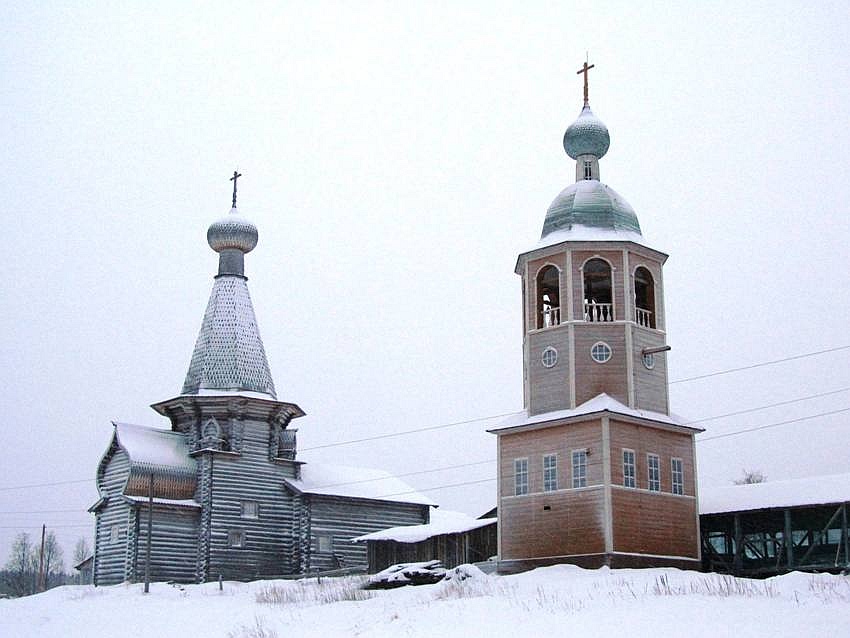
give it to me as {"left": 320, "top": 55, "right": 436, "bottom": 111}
{"left": 584, "top": 301, "right": 613, "bottom": 322}
{"left": 635, "top": 307, "right": 653, "bottom": 327}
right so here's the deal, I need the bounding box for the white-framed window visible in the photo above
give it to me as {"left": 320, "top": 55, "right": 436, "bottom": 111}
{"left": 514, "top": 458, "right": 529, "bottom": 496}
{"left": 572, "top": 449, "right": 588, "bottom": 488}
{"left": 228, "top": 530, "right": 245, "bottom": 548}
{"left": 642, "top": 352, "right": 655, "bottom": 369}
{"left": 241, "top": 501, "right": 259, "bottom": 519}
{"left": 671, "top": 458, "right": 684, "bottom": 495}
{"left": 110, "top": 524, "right": 120, "bottom": 544}
{"left": 543, "top": 454, "right": 558, "bottom": 491}
{"left": 623, "top": 449, "right": 636, "bottom": 488}
{"left": 584, "top": 160, "right": 593, "bottom": 180}
{"left": 648, "top": 454, "right": 661, "bottom": 492}
{"left": 317, "top": 535, "right": 333, "bottom": 553}
{"left": 590, "top": 341, "right": 612, "bottom": 363}
{"left": 541, "top": 346, "right": 558, "bottom": 368}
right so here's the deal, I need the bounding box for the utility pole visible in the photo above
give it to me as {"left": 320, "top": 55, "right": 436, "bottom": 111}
{"left": 144, "top": 473, "right": 153, "bottom": 593}
{"left": 37, "top": 524, "right": 45, "bottom": 592}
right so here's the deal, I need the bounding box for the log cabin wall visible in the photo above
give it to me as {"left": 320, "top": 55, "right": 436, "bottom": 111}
{"left": 131, "top": 504, "right": 200, "bottom": 583}
{"left": 307, "top": 496, "right": 429, "bottom": 572}
{"left": 93, "top": 445, "right": 131, "bottom": 585}
{"left": 205, "top": 419, "right": 301, "bottom": 581}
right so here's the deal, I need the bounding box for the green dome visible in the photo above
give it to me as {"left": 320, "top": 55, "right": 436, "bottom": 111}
{"left": 541, "top": 179, "right": 641, "bottom": 238}
{"left": 563, "top": 105, "right": 610, "bottom": 159}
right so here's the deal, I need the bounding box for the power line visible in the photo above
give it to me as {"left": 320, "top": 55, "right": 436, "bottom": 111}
{"left": 0, "top": 524, "right": 92, "bottom": 530}
{"left": 697, "top": 407, "right": 850, "bottom": 442}
{"left": 682, "top": 387, "right": 850, "bottom": 425}
{"left": 299, "top": 411, "right": 517, "bottom": 452}
{"left": 670, "top": 344, "right": 850, "bottom": 384}
{"left": 0, "top": 478, "right": 93, "bottom": 492}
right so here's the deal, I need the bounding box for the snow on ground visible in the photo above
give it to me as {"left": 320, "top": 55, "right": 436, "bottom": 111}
{"left": 2, "top": 566, "right": 849, "bottom": 638}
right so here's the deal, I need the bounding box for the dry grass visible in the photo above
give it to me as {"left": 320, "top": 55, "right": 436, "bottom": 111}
{"left": 255, "top": 576, "right": 372, "bottom": 606}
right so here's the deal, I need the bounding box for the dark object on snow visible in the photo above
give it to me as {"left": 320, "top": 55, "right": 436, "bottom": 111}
{"left": 365, "top": 560, "right": 446, "bottom": 589}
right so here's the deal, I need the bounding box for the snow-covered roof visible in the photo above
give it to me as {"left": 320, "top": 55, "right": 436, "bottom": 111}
{"left": 489, "top": 393, "right": 699, "bottom": 434}
{"left": 283, "top": 462, "right": 437, "bottom": 507}
{"left": 699, "top": 473, "right": 850, "bottom": 515}
{"left": 534, "top": 225, "right": 648, "bottom": 250}
{"left": 114, "top": 422, "right": 195, "bottom": 473}
{"left": 352, "top": 508, "right": 496, "bottom": 543}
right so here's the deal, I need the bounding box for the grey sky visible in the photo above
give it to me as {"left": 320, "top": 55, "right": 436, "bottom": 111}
{"left": 2, "top": 2, "right": 849, "bottom": 563}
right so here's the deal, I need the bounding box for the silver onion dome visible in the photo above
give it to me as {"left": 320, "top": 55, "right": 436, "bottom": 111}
{"left": 563, "top": 105, "right": 610, "bottom": 159}
{"left": 207, "top": 207, "right": 259, "bottom": 253}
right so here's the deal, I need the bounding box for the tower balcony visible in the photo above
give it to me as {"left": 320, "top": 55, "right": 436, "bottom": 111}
{"left": 540, "top": 306, "right": 561, "bottom": 328}
{"left": 584, "top": 301, "right": 613, "bottom": 322}
{"left": 635, "top": 307, "right": 653, "bottom": 328}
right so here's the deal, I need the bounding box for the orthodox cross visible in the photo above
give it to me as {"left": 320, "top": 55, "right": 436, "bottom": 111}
{"left": 576, "top": 59, "right": 595, "bottom": 106}
{"left": 230, "top": 170, "right": 242, "bottom": 208}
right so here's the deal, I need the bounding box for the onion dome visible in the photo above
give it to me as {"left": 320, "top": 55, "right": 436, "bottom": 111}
{"left": 563, "top": 105, "right": 610, "bottom": 159}
{"left": 542, "top": 179, "right": 641, "bottom": 237}
{"left": 207, "top": 207, "right": 258, "bottom": 254}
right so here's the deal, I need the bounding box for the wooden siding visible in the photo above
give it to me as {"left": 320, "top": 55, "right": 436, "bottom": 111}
{"left": 607, "top": 420, "right": 695, "bottom": 495}
{"left": 611, "top": 489, "right": 698, "bottom": 558}
{"left": 498, "top": 420, "right": 603, "bottom": 497}
{"left": 573, "top": 323, "right": 628, "bottom": 406}
{"left": 527, "top": 326, "right": 571, "bottom": 414}
{"left": 631, "top": 326, "right": 669, "bottom": 414}
{"left": 205, "top": 420, "right": 300, "bottom": 581}
{"left": 500, "top": 488, "right": 606, "bottom": 559}
{"left": 308, "top": 496, "right": 428, "bottom": 572}
{"left": 132, "top": 504, "right": 200, "bottom": 583}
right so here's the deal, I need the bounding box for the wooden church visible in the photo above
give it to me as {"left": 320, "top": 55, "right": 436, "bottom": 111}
{"left": 489, "top": 64, "right": 703, "bottom": 572}
{"left": 89, "top": 178, "right": 433, "bottom": 585}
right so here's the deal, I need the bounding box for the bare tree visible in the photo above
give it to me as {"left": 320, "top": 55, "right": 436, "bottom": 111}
{"left": 41, "top": 531, "right": 65, "bottom": 589}
{"left": 734, "top": 469, "right": 766, "bottom": 485}
{"left": 3, "top": 533, "right": 37, "bottom": 596}
{"left": 73, "top": 537, "right": 91, "bottom": 566}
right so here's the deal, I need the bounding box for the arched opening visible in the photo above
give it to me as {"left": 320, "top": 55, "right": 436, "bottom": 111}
{"left": 583, "top": 258, "right": 613, "bottom": 322}
{"left": 634, "top": 266, "right": 655, "bottom": 328}
{"left": 536, "top": 265, "right": 560, "bottom": 329}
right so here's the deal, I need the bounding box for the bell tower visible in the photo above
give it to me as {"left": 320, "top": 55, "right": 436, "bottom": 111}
{"left": 518, "top": 63, "right": 670, "bottom": 417}
{"left": 491, "top": 65, "right": 702, "bottom": 573}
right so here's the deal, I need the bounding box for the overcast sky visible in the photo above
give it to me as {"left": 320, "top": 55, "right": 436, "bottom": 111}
{"left": 2, "top": 1, "right": 849, "bottom": 564}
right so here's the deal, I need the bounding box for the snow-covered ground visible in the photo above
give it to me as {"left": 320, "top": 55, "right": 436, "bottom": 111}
{"left": 3, "top": 566, "right": 849, "bottom": 638}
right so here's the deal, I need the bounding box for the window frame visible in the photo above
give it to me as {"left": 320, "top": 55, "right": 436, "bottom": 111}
{"left": 541, "top": 346, "right": 558, "bottom": 368}
{"left": 317, "top": 535, "right": 333, "bottom": 553}
{"left": 647, "top": 453, "right": 661, "bottom": 492}
{"left": 110, "top": 524, "right": 120, "bottom": 544}
{"left": 591, "top": 341, "right": 613, "bottom": 364}
{"left": 228, "top": 529, "right": 246, "bottom": 548}
{"left": 543, "top": 454, "right": 558, "bottom": 492}
{"left": 671, "top": 457, "right": 684, "bottom": 495}
{"left": 622, "top": 449, "right": 636, "bottom": 488}
{"left": 514, "top": 458, "right": 529, "bottom": 496}
{"left": 571, "top": 449, "right": 588, "bottom": 488}
{"left": 241, "top": 500, "right": 259, "bottom": 519}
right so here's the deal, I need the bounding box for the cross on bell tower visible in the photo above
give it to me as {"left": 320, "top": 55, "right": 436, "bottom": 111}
{"left": 577, "top": 58, "right": 595, "bottom": 106}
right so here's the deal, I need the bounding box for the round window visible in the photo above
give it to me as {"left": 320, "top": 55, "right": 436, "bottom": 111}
{"left": 541, "top": 346, "right": 558, "bottom": 368}
{"left": 643, "top": 352, "right": 655, "bottom": 369}
{"left": 590, "top": 342, "right": 612, "bottom": 364}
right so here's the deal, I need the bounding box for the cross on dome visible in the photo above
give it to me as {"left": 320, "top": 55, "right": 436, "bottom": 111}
{"left": 576, "top": 58, "right": 595, "bottom": 107}
{"left": 230, "top": 170, "right": 242, "bottom": 208}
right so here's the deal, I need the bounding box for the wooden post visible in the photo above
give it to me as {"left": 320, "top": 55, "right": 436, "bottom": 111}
{"left": 144, "top": 473, "right": 153, "bottom": 594}
{"left": 37, "top": 524, "right": 46, "bottom": 592}
{"left": 784, "top": 508, "right": 794, "bottom": 570}
{"left": 843, "top": 503, "right": 849, "bottom": 568}
{"left": 733, "top": 513, "right": 743, "bottom": 574}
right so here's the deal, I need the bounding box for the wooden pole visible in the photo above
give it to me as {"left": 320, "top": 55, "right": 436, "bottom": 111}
{"left": 144, "top": 473, "right": 153, "bottom": 593}
{"left": 843, "top": 503, "right": 849, "bottom": 568}
{"left": 37, "top": 524, "right": 46, "bottom": 592}
{"left": 784, "top": 509, "right": 794, "bottom": 570}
